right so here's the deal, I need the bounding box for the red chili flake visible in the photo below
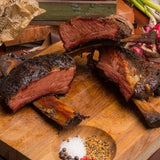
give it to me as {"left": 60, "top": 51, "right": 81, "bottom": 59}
{"left": 80, "top": 156, "right": 95, "bottom": 160}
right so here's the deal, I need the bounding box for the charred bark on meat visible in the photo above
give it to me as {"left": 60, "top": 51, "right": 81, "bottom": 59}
{"left": 33, "top": 96, "right": 88, "bottom": 129}
{"left": 91, "top": 47, "right": 160, "bottom": 100}
{"left": 0, "top": 53, "right": 76, "bottom": 111}
{"left": 0, "top": 52, "right": 89, "bottom": 129}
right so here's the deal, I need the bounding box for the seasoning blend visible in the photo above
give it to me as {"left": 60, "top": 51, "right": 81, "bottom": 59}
{"left": 85, "top": 135, "right": 112, "bottom": 160}
{"left": 59, "top": 135, "right": 112, "bottom": 160}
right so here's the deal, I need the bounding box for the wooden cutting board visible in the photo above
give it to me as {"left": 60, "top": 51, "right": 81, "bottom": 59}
{"left": 0, "top": 0, "right": 160, "bottom": 160}
{"left": 1, "top": 52, "right": 160, "bottom": 160}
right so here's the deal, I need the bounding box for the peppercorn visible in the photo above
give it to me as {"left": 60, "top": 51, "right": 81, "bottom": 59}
{"left": 64, "top": 152, "right": 68, "bottom": 157}
{"left": 74, "top": 156, "right": 79, "bottom": 160}
{"left": 59, "top": 152, "right": 65, "bottom": 159}
{"left": 62, "top": 147, "right": 67, "bottom": 152}
{"left": 67, "top": 155, "right": 72, "bottom": 159}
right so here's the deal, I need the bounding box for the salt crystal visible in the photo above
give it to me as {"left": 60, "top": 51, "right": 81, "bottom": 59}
{"left": 60, "top": 136, "right": 86, "bottom": 159}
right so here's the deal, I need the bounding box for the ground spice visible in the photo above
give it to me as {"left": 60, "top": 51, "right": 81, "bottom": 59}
{"left": 84, "top": 135, "right": 112, "bottom": 160}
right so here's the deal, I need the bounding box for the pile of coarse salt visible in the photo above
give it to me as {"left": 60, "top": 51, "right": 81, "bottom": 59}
{"left": 60, "top": 136, "right": 86, "bottom": 159}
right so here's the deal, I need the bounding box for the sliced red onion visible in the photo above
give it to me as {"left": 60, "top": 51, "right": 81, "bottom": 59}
{"left": 154, "top": 24, "right": 160, "bottom": 31}
{"left": 157, "top": 33, "right": 160, "bottom": 42}
{"left": 146, "top": 44, "right": 154, "bottom": 50}
{"left": 157, "top": 43, "right": 160, "bottom": 53}
{"left": 143, "top": 25, "right": 153, "bottom": 33}
{"left": 154, "top": 24, "right": 160, "bottom": 42}
{"left": 138, "top": 42, "right": 144, "bottom": 46}
{"left": 131, "top": 46, "right": 145, "bottom": 59}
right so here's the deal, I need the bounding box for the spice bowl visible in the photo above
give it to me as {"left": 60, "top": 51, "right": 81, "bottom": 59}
{"left": 52, "top": 125, "right": 116, "bottom": 160}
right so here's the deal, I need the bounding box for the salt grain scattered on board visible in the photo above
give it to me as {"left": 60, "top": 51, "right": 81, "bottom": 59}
{"left": 60, "top": 136, "right": 86, "bottom": 159}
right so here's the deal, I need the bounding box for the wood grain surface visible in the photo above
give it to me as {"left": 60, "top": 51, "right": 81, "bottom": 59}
{"left": 0, "top": 0, "right": 160, "bottom": 160}
{"left": 4, "top": 25, "right": 57, "bottom": 47}
{"left": 1, "top": 51, "right": 160, "bottom": 160}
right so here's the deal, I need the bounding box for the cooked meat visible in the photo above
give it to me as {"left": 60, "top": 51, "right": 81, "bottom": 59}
{"left": 155, "top": 86, "right": 160, "bottom": 96}
{"left": 0, "top": 54, "right": 24, "bottom": 77}
{"left": 33, "top": 96, "right": 88, "bottom": 129}
{"left": 94, "top": 47, "right": 160, "bottom": 100}
{"left": 105, "top": 14, "right": 134, "bottom": 39}
{"left": 121, "top": 31, "right": 157, "bottom": 44}
{"left": 59, "top": 15, "right": 133, "bottom": 51}
{"left": 0, "top": 53, "right": 76, "bottom": 111}
{"left": 0, "top": 53, "right": 88, "bottom": 128}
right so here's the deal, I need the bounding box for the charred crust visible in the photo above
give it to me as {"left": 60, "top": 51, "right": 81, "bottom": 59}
{"left": 105, "top": 15, "right": 134, "bottom": 39}
{"left": 0, "top": 53, "right": 75, "bottom": 103}
{"left": 155, "top": 86, "right": 160, "bottom": 96}
{"left": 144, "top": 112, "right": 160, "bottom": 128}
{"left": 64, "top": 112, "right": 89, "bottom": 129}
{"left": 9, "top": 53, "right": 25, "bottom": 61}
{"left": 115, "top": 21, "right": 133, "bottom": 39}
{"left": 119, "top": 47, "right": 160, "bottom": 100}
{"left": 119, "top": 47, "right": 143, "bottom": 64}
{"left": 133, "top": 63, "right": 160, "bottom": 100}
{"left": 89, "top": 47, "right": 160, "bottom": 100}
{"left": 134, "top": 77, "right": 159, "bottom": 100}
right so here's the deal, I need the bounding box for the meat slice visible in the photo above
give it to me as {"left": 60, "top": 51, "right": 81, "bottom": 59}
{"left": 95, "top": 47, "right": 160, "bottom": 100}
{"left": 59, "top": 15, "right": 133, "bottom": 51}
{"left": 0, "top": 53, "right": 76, "bottom": 111}
{"left": 0, "top": 53, "right": 88, "bottom": 129}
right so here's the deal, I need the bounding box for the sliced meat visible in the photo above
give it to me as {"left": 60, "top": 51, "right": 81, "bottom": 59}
{"left": 59, "top": 15, "right": 133, "bottom": 51}
{"left": 0, "top": 53, "right": 76, "bottom": 111}
{"left": 0, "top": 53, "right": 88, "bottom": 129}
{"left": 95, "top": 47, "right": 160, "bottom": 100}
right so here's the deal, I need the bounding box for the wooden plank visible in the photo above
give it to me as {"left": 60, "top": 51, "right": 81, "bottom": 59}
{"left": 0, "top": 140, "right": 30, "bottom": 160}
{"left": 34, "top": 0, "right": 116, "bottom": 23}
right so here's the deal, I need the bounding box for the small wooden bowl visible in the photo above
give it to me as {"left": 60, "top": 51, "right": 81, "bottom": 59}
{"left": 52, "top": 125, "right": 116, "bottom": 159}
